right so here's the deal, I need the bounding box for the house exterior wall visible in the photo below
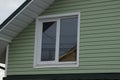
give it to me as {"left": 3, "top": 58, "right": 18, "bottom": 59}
{"left": 8, "top": 0, "right": 120, "bottom": 75}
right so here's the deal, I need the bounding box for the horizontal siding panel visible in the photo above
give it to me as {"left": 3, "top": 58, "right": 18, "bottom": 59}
{"left": 7, "top": 69, "right": 120, "bottom": 76}
{"left": 44, "top": 7, "right": 120, "bottom": 17}
{"left": 9, "top": 46, "right": 34, "bottom": 51}
{"left": 14, "top": 36, "right": 34, "bottom": 39}
{"left": 11, "top": 39, "right": 34, "bottom": 44}
{"left": 14, "top": 32, "right": 34, "bottom": 37}
{"left": 81, "top": 49, "right": 120, "bottom": 54}
{"left": 8, "top": 53, "right": 33, "bottom": 58}
{"left": 80, "top": 52, "right": 120, "bottom": 57}
{"left": 81, "top": 34, "right": 120, "bottom": 40}
{"left": 8, "top": 61, "right": 33, "bottom": 65}
{"left": 81, "top": 37, "right": 120, "bottom": 43}
{"left": 45, "top": 1, "right": 120, "bottom": 13}
{"left": 8, "top": 69, "right": 120, "bottom": 75}
{"left": 51, "top": 0, "right": 118, "bottom": 9}
{"left": 81, "top": 20, "right": 120, "bottom": 27}
{"left": 8, "top": 56, "right": 33, "bottom": 61}
{"left": 81, "top": 25, "right": 120, "bottom": 32}
{"left": 80, "top": 45, "right": 120, "bottom": 50}
{"left": 10, "top": 43, "right": 34, "bottom": 48}
{"left": 81, "top": 16, "right": 120, "bottom": 24}
{"left": 81, "top": 28, "right": 120, "bottom": 35}
{"left": 80, "top": 57, "right": 120, "bottom": 62}
{"left": 83, "top": 10, "right": 120, "bottom": 18}
{"left": 8, "top": 64, "right": 120, "bottom": 71}
{"left": 8, "top": 0, "right": 120, "bottom": 75}
{"left": 8, "top": 60, "right": 120, "bottom": 68}
{"left": 81, "top": 40, "right": 120, "bottom": 46}
{"left": 8, "top": 60, "right": 120, "bottom": 69}
{"left": 49, "top": 2, "right": 120, "bottom": 13}
{"left": 9, "top": 65, "right": 120, "bottom": 73}
{"left": 82, "top": 11, "right": 120, "bottom": 20}
{"left": 9, "top": 50, "right": 34, "bottom": 54}
{"left": 9, "top": 52, "right": 120, "bottom": 59}
{"left": 53, "top": 0, "right": 114, "bottom": 7}
{"left": 80, "top": 61, "right": 120, "bottom": 66}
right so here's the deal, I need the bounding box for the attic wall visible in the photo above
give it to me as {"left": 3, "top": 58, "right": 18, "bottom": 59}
{"left": 8, "top": 0, "right": 120, "bottom": 75}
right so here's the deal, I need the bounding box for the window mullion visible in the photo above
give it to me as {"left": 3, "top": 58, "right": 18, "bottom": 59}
{"left": 55, "top": 18, "right": 60, "bottom": 63}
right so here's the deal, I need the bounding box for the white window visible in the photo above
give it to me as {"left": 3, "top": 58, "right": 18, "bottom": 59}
{"left": 34, "top": 12, "right": 80, "bottom": 68}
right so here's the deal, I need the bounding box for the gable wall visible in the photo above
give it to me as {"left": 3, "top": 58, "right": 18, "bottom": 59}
{"left": 8, "top": 0, "right": 120, "bottom": 75}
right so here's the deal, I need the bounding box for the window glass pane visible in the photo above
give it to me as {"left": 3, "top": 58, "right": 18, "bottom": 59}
{"left": 59, "top": 17, "right": 78, "bottom": 62}
{"left": 41, "top": 22, "right": 56, "bottom": 61}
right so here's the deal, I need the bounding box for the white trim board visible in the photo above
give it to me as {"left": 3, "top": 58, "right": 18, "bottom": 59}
{"left": 5, "top": 44, "right": 9, "bottom": 77}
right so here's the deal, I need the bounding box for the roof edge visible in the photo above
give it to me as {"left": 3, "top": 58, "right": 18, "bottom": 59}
{"left": 0, "top": 0, "right": 33, "bottom": 30}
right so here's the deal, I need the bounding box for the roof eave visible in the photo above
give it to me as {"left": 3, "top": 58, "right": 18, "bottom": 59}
{"left": 0, "top": 0, "right": 33, "bottom": 30}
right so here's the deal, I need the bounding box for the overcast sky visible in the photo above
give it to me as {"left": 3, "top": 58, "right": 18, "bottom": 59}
{"left": 0, "top": 0, "right": 26, "bottom": 24}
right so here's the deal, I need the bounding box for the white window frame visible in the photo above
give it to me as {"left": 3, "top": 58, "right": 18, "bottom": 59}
{"left": 34, "top": 12, "right": 80, "bottom": 68}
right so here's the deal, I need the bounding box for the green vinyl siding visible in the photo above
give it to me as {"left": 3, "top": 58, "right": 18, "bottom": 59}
{"left": 8, "top": 0, "right": 120, "bottom": 75}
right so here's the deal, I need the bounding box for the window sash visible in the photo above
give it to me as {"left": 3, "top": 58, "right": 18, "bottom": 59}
{"left": 39, "top": 19, "right": 59, "bottom": 64}
{"left": 39, "top": 17, "right": 78, "bottom": 63}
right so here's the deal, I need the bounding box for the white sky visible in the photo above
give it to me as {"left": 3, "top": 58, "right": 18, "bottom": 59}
{"left": 0, "top": 0, "right": 26, "bottom": 24}
{"left": 0, "top": 0, "right": 26, "bottom": 80}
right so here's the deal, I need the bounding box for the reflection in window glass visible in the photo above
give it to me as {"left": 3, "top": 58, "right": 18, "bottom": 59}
{"left": 59, "top": 17, "right": 78, "bottom": 62}
{"left": 41, "top": 22, "right": 56, "bottom": 61}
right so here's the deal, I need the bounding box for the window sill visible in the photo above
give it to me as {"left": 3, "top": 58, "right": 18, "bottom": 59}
{"left": 33, "top": 62, "right": 79, "bottom": 68}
